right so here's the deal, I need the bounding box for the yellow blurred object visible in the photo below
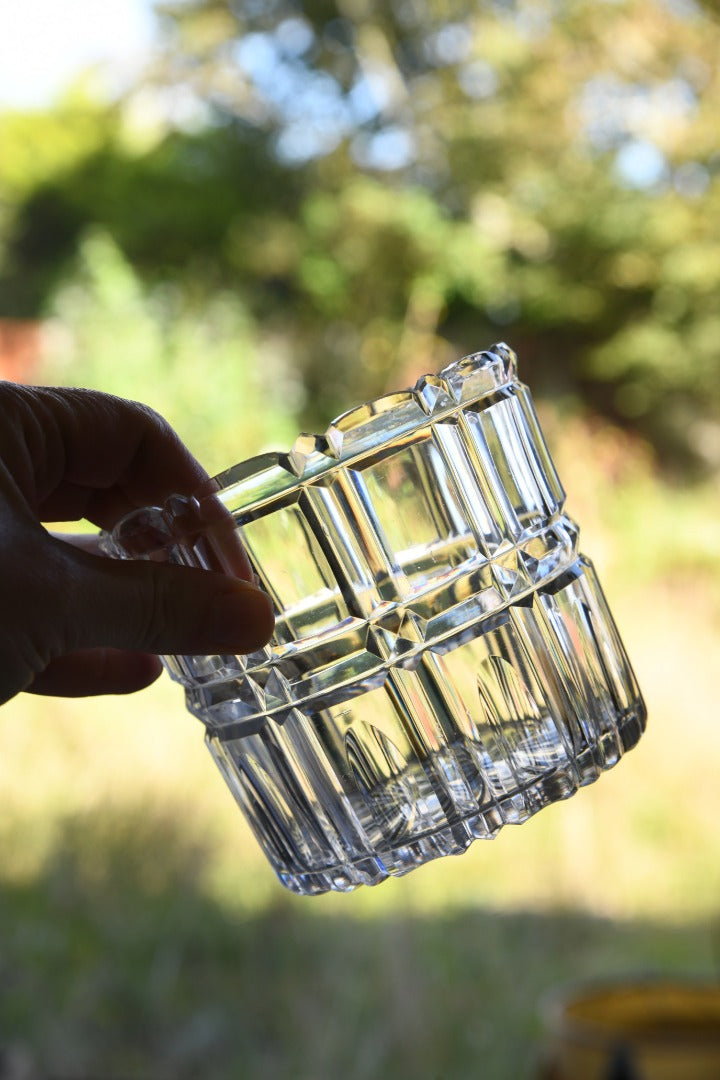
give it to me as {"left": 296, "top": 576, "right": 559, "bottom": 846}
{"left": 540, "top": 980, "right": 720, "bottom": 1080}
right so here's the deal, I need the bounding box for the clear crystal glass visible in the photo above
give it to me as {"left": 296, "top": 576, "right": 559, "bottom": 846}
{"left": 105, "top": 343, "right": 646, "bottom": 895}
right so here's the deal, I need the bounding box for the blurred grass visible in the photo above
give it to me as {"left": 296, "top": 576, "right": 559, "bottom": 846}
{"left": 0, "top": 857, "right": 716, "bottom": 1080}
{"left": 1, "top": 413, "right": 720, "bottom": 1078}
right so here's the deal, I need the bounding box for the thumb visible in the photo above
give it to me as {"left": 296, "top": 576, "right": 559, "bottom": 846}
{"left": 63, "top": 545, "right": 275, "bottom": 658}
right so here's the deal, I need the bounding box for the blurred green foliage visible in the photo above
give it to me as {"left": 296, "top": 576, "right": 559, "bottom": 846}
{"left": 40, "top": 228, "right": 301, "bottom": 470}
{"left": 0, "top": 0, "right": 719, "bottom": 472}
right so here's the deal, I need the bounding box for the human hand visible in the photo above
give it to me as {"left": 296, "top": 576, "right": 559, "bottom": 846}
{"left": 0, "top": 383, "right": 274, "bottom": 705}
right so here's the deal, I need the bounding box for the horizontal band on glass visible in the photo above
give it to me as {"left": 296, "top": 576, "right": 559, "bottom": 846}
{"left": 187, "top": 527, "right": 581, "bottom": 736}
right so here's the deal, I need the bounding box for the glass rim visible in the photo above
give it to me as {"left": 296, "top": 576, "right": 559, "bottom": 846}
{"left": 207, "top": 341, "right": 517, "bottom": 511}
{"left": 106, "top": 341, "right": 519, "bottom": 556}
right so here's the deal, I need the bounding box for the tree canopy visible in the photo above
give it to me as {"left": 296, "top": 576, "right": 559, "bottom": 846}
{"left": 1, "top": 0, "right": 719, "bottom": 471}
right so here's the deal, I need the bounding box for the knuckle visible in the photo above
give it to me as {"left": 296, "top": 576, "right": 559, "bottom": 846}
{"left": 129, "top": 399, "right": 177, "bottom": 447}
{"left": 135, "top": 564, "right": 177, "bottom": 653}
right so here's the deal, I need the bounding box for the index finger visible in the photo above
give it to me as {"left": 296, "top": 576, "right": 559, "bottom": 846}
{"left": 8, "top": 385, "right": 209, "bottom": 526}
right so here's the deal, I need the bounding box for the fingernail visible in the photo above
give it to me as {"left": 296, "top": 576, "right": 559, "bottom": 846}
{"left": 211, "top": 583, "right": 275, "bottom": 653}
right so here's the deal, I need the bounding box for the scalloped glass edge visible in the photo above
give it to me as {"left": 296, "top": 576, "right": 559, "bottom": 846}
{"left": 210, "top": 342, "right": 515, "bottom": 504}
{"left": 104, "top": 342, "right": 517, "bottom": 555}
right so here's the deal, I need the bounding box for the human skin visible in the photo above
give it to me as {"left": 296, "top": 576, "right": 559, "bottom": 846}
{"left": 0, "top": 382, "right": 274, "bottom": 705}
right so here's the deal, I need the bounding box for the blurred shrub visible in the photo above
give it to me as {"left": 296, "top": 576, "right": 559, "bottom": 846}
{"left": 1, "top": 0, "right": 720, "bottom": 472}
{"left": 39, "top": 229, "right": 301, "bottom": 470}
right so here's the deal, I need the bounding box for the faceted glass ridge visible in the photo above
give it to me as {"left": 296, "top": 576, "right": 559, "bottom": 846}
{"left": 106, "top": 342, "right": 646, "bottom": 895}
